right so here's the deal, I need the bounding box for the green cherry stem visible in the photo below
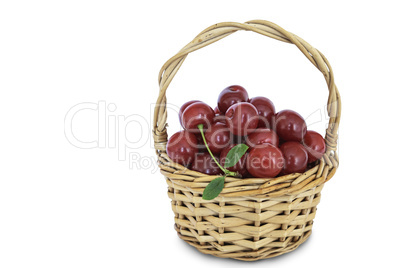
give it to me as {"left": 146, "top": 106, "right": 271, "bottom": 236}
{"left": 197, "top": 124, "right": 238, "bottom": 177}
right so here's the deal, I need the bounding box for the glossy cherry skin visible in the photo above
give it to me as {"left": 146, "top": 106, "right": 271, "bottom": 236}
{"left": 191, "top": 152, "right": 222, "bottom": 175}
{"left": 166, "top": 131, "right": 198, "bottom": 166}
{"left": 225, "top": 102, "right": 259, "bottom": 136}
{"left": 274, "top": 110, "right": 307, "bottom": 142}
{"left": 179, "top": 100, "right": 201, "bottom": 126}
{"left": 181, "top": 101, "right": 215, "bottom": 131}
{"left": 249, "top": 96, "right": 276, "bottom": 128}
{"left": 246, "top": 143, "right": 284, "bottom": 178}
{"left": 303, "top": 130, "right": 326, "bottom": 163}
{"left": 204, "top": 122, "right": 232, "bottom": 154}
{"left": 245, "top": 128, "right": 279, "bottom": 148}
{"left": 217, "top": 85, "right": 249, "bottom": 114}
{"left": 280, "top": 141, "right": 308, "bottom": 175}
{"left": 220, "top": 144, "right": 248, "bottom": 177}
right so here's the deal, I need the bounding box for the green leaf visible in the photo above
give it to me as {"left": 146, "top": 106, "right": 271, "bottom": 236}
{"left": 202, "top": 176, "right": 225, "bottom": 200}
{"left": 224, "top": 144, "right": 249, "bottom": 168}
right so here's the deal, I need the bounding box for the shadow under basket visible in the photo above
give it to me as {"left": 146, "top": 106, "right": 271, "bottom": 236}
{"left": 153, "top": 20, "right": 341, "bottom": 261}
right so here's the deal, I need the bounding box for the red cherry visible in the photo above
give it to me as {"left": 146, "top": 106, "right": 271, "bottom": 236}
{"left": 303, "top": 130, "right": 326, "bottom": 163}
{"left": 166, "top": 131, "right": 198, "bottom": 166}
{"left": 191, "top": 152, "right": 222, "bottom": 175}
{"left": 225, "top": 102, "right": 259, "bottom": 136}
{"left": 280, "top": 141, "right": 308, "bottom": 175}
{"left": 246, "top": 143, "right": 284, "bottom": 178}
{"left": 181, "top": 101, "right": 214, "bottom": 131}
{"left": 274, "top": 110, "right": 307, "bottom": 142}
{"left": 220, "top": 144, "right": 248, "bottom": 176}
{"left": 245, "top": 128, "right": 279, "bottom": 148}
{"left": 249, "top": 96, "right": 275, "bottom": 128}
{"left": 179, "top": 100, "right": 201, "bottom": 126}
{"left": 204, "top": 122, "right": 232, "bottom": 154}
{"left": 217, "top": 85, "right": 249, "bottom": 114}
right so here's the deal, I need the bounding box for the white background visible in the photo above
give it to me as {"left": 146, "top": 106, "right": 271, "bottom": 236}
{"left": 1, "top": 1, "right": 401, "bottom": 267}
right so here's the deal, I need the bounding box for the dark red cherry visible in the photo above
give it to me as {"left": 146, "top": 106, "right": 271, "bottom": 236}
{"left": 274, "top": 110, "right": 307, "bottom": 142}
{"left": 245, "top": 128, "right": 279, "bottom": 148}
{"left": 246, "top": 143, "right": 284, "bottom": 178}
{"left": 181, "top": 101, "right": 214, "bottom": 131}
{"left": 217, "top": 85, "right": 249, "bottom": 114}
{"left": 249, "top": 96, "right": 276, "bottom": 128}
{"left": 225, "top": 102, "right": 259, "bottom": 136}
{"left": 220, "top": 144, "right": 248, "bottom": 177}
{"left": 280, "top": 141, "right": 308, "bottom": 175}
{"left": 166, "top": 131, "right": 198, "bottom": 166}
{"left": 303, "top": 130, "right": 326, "bottom": 163}
{"left": 191, "top": 152, "right": 222, "bottom": 175}
{"left": 204, "top": 122, "right": 232, "bottom": 154}
{"left": 179, "top": 100, "right": 201, "bottom": 126}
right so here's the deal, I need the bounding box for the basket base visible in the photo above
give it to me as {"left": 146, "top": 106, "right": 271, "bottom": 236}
{"left": 175, "top": 224, "right": 312, "bottom": 261}
{"left": 168, "top": 182, "right": 323, "bottom": 261}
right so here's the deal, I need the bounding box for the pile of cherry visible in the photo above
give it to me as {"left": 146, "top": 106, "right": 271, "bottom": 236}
{"left": 167, "top": 85, "right": 326, "bottom": 179}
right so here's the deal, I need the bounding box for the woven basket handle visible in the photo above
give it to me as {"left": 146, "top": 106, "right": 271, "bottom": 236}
{"left": 154, "top": 20, "right": 341, "bottom": 169}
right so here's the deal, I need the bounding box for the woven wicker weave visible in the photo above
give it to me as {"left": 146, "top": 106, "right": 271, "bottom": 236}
{"left": 153, "top": 20, "right": 341, "bottom": 261}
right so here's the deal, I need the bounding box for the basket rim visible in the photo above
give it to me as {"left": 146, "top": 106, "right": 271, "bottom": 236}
{"left": 161, "top": 151, "right": 333, "bottom": 198}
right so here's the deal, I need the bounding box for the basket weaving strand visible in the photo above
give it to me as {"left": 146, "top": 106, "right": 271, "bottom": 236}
{"left": 153, "top": 20, "right": 341, "bottom": 261}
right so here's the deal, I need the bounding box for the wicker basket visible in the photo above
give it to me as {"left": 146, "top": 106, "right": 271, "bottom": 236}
{"left": 153, "top": 20, "right": 341, "bottom": 261}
